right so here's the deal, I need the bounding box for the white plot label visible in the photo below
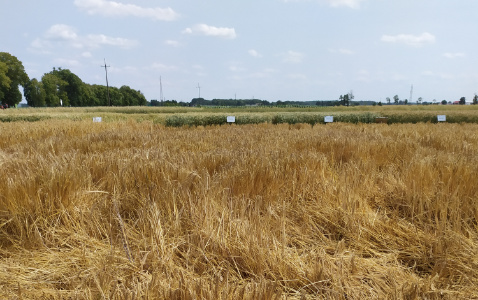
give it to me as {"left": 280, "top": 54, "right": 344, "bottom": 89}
{"left": 227, "top": 116, "right": 236, "bottom": 123}
{"left": 324, "top": 116, "right": 334, "bottom": 123}
{"left": 93, "top": 117, "right": 102, "bottom": 123}
{"left": 437, "top": 115, "right": 446, "bottom": 122}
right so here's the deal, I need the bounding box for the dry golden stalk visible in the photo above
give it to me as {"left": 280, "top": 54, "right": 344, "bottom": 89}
{"left": 0, "top": 119, "right": 477, "bottom": 299}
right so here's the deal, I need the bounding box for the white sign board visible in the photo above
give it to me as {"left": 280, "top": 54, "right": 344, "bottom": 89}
{"left": 227, "top": 116, "right": 235, "bottom": 123}
{"left": 93, "top": 117, "right": 102, "bottom": 123}
{"left": 324, "top": 116, "right": 334, "bottom": 123}
{"left": 437, "top": 115, "right": 446, "bottom": 122}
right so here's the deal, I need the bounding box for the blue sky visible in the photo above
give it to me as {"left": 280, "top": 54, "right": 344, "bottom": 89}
{"left": 1, "top": 0, "right": 477, "bottom": 103}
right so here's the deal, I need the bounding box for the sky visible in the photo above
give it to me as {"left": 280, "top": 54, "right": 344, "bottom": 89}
{"left": 1, "top": 0, "right": 477, "bottom": 103}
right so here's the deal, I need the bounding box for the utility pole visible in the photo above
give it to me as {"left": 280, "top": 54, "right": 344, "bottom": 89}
{"left": 101, "top": 59, "right": 111, "bottom": 106}
{"left": 197, "top": 83, "right": 201, "bottom": 98}
{"left": 159, "top": 76, "right": 164, "bottom": 102}
{"left": 410, "top": 84, "right": 413, "bottom": 104}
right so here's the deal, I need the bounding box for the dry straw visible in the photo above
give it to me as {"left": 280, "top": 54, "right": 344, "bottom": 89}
{"left": 0, "top": 119, "right": 477, "bottom": 299}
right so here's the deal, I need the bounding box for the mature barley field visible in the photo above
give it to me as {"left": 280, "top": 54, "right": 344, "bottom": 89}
{"left": 1, "top": 107, "right": 478, "bottom": 299}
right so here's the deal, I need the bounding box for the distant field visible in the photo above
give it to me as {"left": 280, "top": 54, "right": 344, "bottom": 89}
{"left": 1, "top": 108, "right": 478, "bottom": 298}
{"left": 2, "top": 105, "right": 478, "bottom": 125}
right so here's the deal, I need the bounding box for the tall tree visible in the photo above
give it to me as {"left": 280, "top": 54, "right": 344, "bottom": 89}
{"left": 473, "top": 94, "right": 478, "bottom": 105}
{"left": 119, "top": 85, "right": 147, "bottom": 106}
{"left": 42, "top": 73, "right": 69, "bottom": 106}
{"left": 108, "top": 87, "right": 123, "bottom": 106}
{"left": 0, "top": 52, "right": 29, "bottom": 106}
{"left": 0, "top": 61, "right": 11, "bottom": 101}
{"left": 53, "top": 68, "right": 84, "bottom": 106}
{"left": 24, "top": 78, "right": 46, "bottom": 107}
{"left": 344, "top": 94, "right": 350, "bottom": 106}
{"left": 347, "top": 90, "right": 354, "bottom": 107}
{"left": 81, "top": 84, "right": 100, "bottom": 106}
{"left": 459, "top": 97, "right": 466, "bottom": 105}
{"left": 393, "top": 95, "right": 399, "bottom": 104}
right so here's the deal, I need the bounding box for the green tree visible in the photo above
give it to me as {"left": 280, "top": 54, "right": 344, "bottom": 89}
{"left": 42, "top": 73, "right": 69, "bottom": 106}
{"left": 119, "top": 85, "right": 147, "bottom": 106}
{"left": 473, "top": 94, "right": 478, "bottom": 105}
{"left": 339, "top": 91, "right": 353, "bottom": 107}
{"left": 347, "top": 90, "right": 354, "bottom": 106}
{"left": 24, "top": 78, "right": 46, "bottom": 107}
{"left": 417, "top": 97, "right": 423, "bottom": 105}
{"left": 343, "top": 94, "right": 349, "bottom": 106}
{"left": 386, "top": 97, "right": 390, "bottom": 104}
{"left": 459, "top": 97, "right": 466, "bottom": 105}
{"left": 81, "top": 84, "right": 100, "bottom": 106}
{"left": 0, "top": 52, "right": 29, "bottom": 106}
{"left": 91, "top": 85, "right": 109, "bottom": 106}
{"left": 393, "top": 95, "right": 399, "bottom": 104}
{"left": 0, "top": 61, "right": 11, "bottom": 101}
{"left": 53, "top": 68, "right": 85, "bottom": 106}
{"left": 109, "top": 87, "right": 123, "bottom": 106}
{"left": 441, "top": 100, "right": 447, "bottom": 105}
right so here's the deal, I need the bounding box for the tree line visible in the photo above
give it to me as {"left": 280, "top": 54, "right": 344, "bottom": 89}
{"left": 0, "top": 52, "right": 146, "bottom": 107}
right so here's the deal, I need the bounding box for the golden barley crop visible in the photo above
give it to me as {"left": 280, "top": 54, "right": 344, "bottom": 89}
{"left": 0, "top": 118, "right": 477, "bottom": 299}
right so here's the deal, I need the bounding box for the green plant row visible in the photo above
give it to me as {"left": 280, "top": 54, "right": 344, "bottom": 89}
{"left": 3, "top": 110, "right": 478, "bottom": 125}
{"left": 382, "top": 113, "right": 478, "bottom": 124}
{"left": 164, "top": 114, "right": 271, "bottom": 126}
{"left": 164, "top": 113, "right": 381, "bottom": 127}
{"left": 271, "top": 112, "right": 379, "bottom": 125}
{"left": 0, "top": 115, "right": 51, "bottom": 122}
{"left": 163, "top": 112, "right": 478, "bottom": 127}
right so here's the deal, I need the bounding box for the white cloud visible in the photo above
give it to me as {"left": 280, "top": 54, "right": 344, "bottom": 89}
{"left": 182, "top": 28, "right": 193, "bottom": 34}
{"left": 53, "top": 58, "right": 81, "bottom": 67}
{"left": 45, "top": 24, "right": 78, "bottom": 40}
{"left": 391, "top": 72, "right": 408, "bottom": 81}
{"left": 288, "top": 73, "right": 307, "bottom": 80}
{"left": 443, "top": 52, "right": 465, "bottom": 59}
{"left": 356, "top": 69, "right": 371, "bottom": 82}
{"left": 147, "top": 63, "right": 178, "bottom": 72}
{"left": 248, "top": 49, "right": 262, "bottom": 58}
{"left": 74, "top": 0, "right": 179, "bottom": 21}
{"left": 329, "top": 48, "right": 354, "bottom": 55}
{"left": 249, "top": 68, "right": 277, "bottom": 79}
{"left": 338, "top": 48, "right": 354, "bottom": 55}
{"left": 81, "top": 51, "right": 92, "bottom": 58}
{"left": 31, "top": 24, "right": 138, "bottom": 52}
{"left": 182, "top": 24, "right": 236, "bottom": 39}
{"left": 282, "top": 50, "right": 304, "bottom": 63}
{"left": 85, "top": 34, "right": 137, "bottom": 48}
{"left": 421, "top": 70, "right": 453, "bottom": 79}
{"left": 228, "top": 61, "right": 246, "bottom": 72}
{"left": 283, "top": 0, "right": 365, "bottom": 8}
{"left": 165, "top": 40, "right": 180, "bottom": 47}
{"left": 326, "top": 0, "right": 365, "bottom": 9}
{"left": 381, "top": 32, "right": 436, "bottom": 47}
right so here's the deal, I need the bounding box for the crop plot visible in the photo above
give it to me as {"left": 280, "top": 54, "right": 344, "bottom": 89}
{"left": 0, "top": 112, "right": 478, "bottom": 298}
